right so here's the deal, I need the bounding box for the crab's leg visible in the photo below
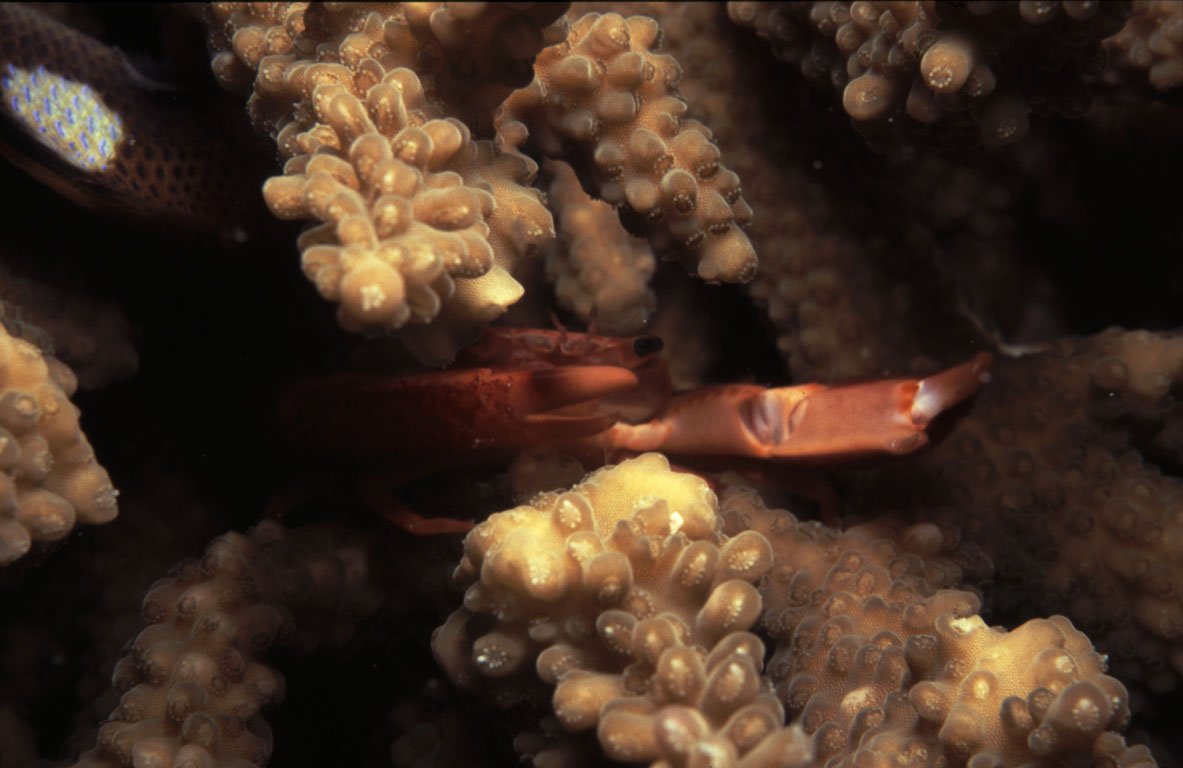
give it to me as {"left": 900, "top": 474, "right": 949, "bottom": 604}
{"left": 606, "top": 353, "right": 992, "bottom": 461}
{"left": 358, "top": 475, "right": 475, "bottom": 535}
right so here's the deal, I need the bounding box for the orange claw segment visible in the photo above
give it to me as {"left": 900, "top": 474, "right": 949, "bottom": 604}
{"left": 607, "top": 383, "right": 819, "bottom": 457}
{"left": 509, "top": 365, "right": 640, "bottom": 417}
{"left": 749, "top": 352, "right": 992, "bottom": 458}
{"left": 749, "top": 377, "right": 932, "bottom": 458}
{"left": 604, "top": 352, "right": 992, "bottom": 461}
{"left": 910, "top": 351, "right": 993, "bottom": 426}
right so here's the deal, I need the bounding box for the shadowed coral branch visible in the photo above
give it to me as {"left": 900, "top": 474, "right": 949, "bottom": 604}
{"left": 852, "top": 328, "right": 1183, "bottom": 702}
{"left": 727, "top": 1, "right": 1134, "bottom": 157}
{"left": 543, "top": 159, "right": 657, "bottom": 334}
{"left": 71, "top": 520, "right": 381, "bottom": 768}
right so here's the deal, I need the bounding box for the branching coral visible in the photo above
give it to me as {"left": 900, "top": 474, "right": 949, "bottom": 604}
{"left": 720, "top": 487, "right": 1152, "bottom": 767}
{"left": 0, "top": 323, "right": 117, "bottom": 566}
{"left": 0, "top": 3, "right": 1179, "bottom": 768}
{"left": 0, "top": 264, "right": 137, "bottom": 389}
{"left": 208, "top": 2, "right": 560, "bottom": 363}
{"left": 434, "top": 453, "right": 782, "bottom": 766}
{"left": 208, "top": 3, "right": 569, "bottom": 132}
{"left": 433, "top": 456, "right": 1153, "bottom": 767}
{"left": 501, "top": 11, "right": 757, "bottom": 283}
{"left": 622, "top": 1, "right": 910, "bottom": 381}
{"left": 543, "top": 159, "right": 657, "bottom": 334}
{"left": 1104, "top": 0, "right": 1183, "bottom": 92}
{"left": 209, "top": 3, "right": 760, "bottom": 361}
{"left": 727, "top": 1, "right": 1133, "bottom": 156}
{"left": 852, "top": 328, "right": 1183, "bottom": 701}
{"left": 72, "top": 520, "right": 381, "bottom": 768}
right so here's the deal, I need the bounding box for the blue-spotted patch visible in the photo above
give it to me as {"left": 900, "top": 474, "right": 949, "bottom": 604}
{"left": 2, "top": 63, "right": 123, "bottom": 171}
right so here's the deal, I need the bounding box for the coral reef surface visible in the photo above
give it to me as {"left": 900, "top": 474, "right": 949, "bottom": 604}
{"left": 0, "top": 3, "right": 1180, "bottom": 767}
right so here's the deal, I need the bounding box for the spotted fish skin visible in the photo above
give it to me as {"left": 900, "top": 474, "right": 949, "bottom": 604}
{"left": 0, "top": 4, "right": 268, "bottom": 232}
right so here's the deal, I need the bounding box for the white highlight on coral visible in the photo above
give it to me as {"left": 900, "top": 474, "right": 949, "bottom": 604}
{"left": 2, "top": 64, "right": 123, "bottom": 171}
{"left": 841, "top": 686, "right": 873, "bottom": 713}
{"left": 1072, "top": 695, "right": 1103, "bottom": 729}
{"left": 358, "top": 282, "right": 386, "bottom": 312}
{"left": 949, "top": 616, "right": 983, "bottom": 634}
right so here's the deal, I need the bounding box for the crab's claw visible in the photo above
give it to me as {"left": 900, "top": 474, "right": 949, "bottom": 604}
{"left": 606, "top": 352, "right": 993, "bottom": 461}
{"left": 745, "top": 351, "right": 993, "bottom": 458}
{"left": 910, "top": 352, "right": 994, "bottom": 427}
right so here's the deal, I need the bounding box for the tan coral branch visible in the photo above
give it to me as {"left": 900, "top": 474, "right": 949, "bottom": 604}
{"left": 0, "top": 323, "right": 117, "bottom": 566}
{"left": 503, "top": 11, "right": 758, "bottom": 283}
{"left": 209, "top": 3, "right": 559, "bottom": 363}
{"left": 433, "top": 453, "right": 783, "bottom": 766}
{"left": 720, "top": 483, "right": 1145, "bottom": 767}
{"left": 543, "top": 158, "right": 657, "bottom": 334}
{"left": 71, "top": 520, "right": 381, "bottom": 768}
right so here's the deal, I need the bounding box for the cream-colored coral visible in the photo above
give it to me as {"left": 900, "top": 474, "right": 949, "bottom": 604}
{"left": 209, "top": 3, "right": 568, "bottom": 129}
{"left": 209, "top": 4, "right": 556, "bottom": 364}
{"left": 503, "top": 11, "right": 757, "bottom": 283}
{"left": 0, "top": 323, "right": 117, "bottom": 566}
{"left": 258, "top": 61, "right": 550, "bottom": 360}
{"left": 433, "top": 453, "right": 783, "bottom": 766}
{"left": 854, "top": 328, "right": 1183, "bottom": 698}
{"left": 747, "top": 210, "right": 899, "bottom": 381}
{"left": 631, "top": 1, "right": 905, "bottom": 381}
{"left": 433, "top": 460, "right": 1153, "bottom": 766}
{"left": 210, "top": 4, "right": 756, "bottom": 358}
{"left": 262, "top": 98, "right": 503, "bottom": 331}
{"left": 71, "top": 520, "right": 381, "bottom": 768}
{"left": 0, "top": 266, "right": 138, "bottom": 389}
{"left": 543, "top": 159, "right": 657, "bottom": 334}
{"left": 728, "top": 1, "right": 1129, "bottom": 155}
{"left": 719, "top": 485, "right": 1143, "bottom": 767}
{"left": 1093, "top": 327, "right": 1183, "bottom": 416}
{"left": 1105, "top": 0, "right": 1183, "bottom": 91}
{"left": 592, "top": 631, "right": 793, "bottom": 767}
{"left": 393, "top": 3, "right": 571, "bottom": 125}
{"left": 207, "top": 2, "right": 307, "bottom": 96}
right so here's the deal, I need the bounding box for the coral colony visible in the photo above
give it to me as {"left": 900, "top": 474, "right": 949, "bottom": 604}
{"left": 0, "top": 3, "right": 1179, "bottom": 768}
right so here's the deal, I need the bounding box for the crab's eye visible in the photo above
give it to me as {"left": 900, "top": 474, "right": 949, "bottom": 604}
{"left": 632, "top": 336, "right": 663, "bottom": 357}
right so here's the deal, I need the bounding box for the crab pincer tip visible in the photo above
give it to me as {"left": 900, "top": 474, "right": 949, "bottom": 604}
{"left": 911, "top": 352, "right": 994, "bottom": 426}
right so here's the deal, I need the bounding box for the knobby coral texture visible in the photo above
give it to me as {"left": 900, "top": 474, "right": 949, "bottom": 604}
{"left": 0, "top": 2, "right": 1179, "bottom": 768}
